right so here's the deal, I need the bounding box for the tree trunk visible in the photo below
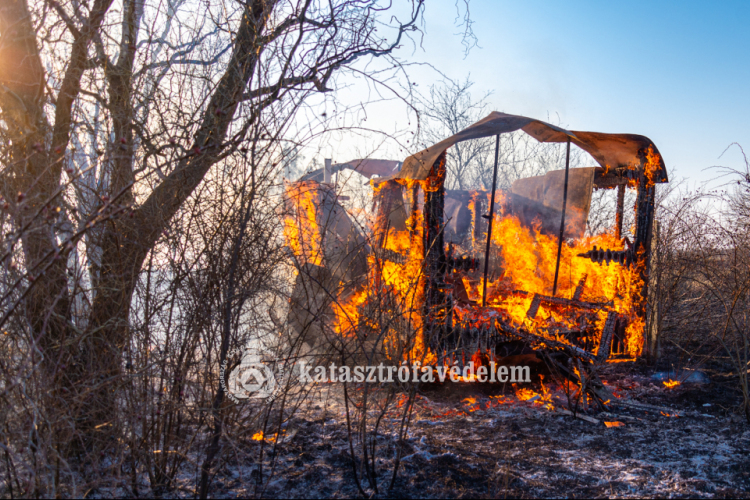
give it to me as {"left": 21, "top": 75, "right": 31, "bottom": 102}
{"left": 79, "top": 0, "right": 277, "bottom": 438}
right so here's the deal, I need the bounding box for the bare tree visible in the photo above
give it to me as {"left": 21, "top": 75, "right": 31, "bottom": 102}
{"left": 416, "top": 76, "right": 587, "bottom": 191}
{"left": 417, "top": 77, "right": 493, "bottom": 190}
{"left": 0, "top": 0, "right": 433, "bottom": 474}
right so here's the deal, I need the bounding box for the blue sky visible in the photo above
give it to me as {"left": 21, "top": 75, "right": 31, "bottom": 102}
{"left": 329, "top": 0, "right": 750, "bottom": 185}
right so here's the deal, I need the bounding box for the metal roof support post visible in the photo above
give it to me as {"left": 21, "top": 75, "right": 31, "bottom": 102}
{"left": 481, "top": 135, "right": 501, "bottom": 307}
{"left": 553, "top": 138, "right": 571, "bottom": 297}
{"left": 615, "top": 184, "right": 625, "bottom": 240}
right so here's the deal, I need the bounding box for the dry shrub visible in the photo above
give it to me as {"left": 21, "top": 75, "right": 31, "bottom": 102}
{"left": 0, "top": 0, "right": 440, "bottom": 496}
{"left": 655, "top": 150, "right": 750, "bottom": 421}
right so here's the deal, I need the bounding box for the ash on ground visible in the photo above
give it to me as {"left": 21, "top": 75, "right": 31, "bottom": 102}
{"left": 181, "top": 362, "right": 749, "bottom": 499}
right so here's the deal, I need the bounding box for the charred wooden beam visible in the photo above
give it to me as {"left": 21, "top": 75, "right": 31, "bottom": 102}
{"left": 541, "top": 294, "right": 613, "bottom": 311}
{"left": 378, "top": 248, "right": 407, "bottom": 264}
{"left": 496, "top": 321, "right": 598, "bottom": 362}
{"left": 633, "top": 155, "right": 657, "bottom": 308}
{"left": 630, "top": 152, "right": 658, "bottom": 348}
{"left": 423, "top": 153, "right": 451, "bottom": 351}
{"left": 526, "top": 293, "right": 612, "bottom": 320}
{"left": 596, "top": 312, "right": 618, "bottom": 363}
{"left": 610, "top": 316, "right": 629, "bottom": 356}
{"left": 526, "top": 294, "right": 543, "bottom": 319}
{"left": 646, "top": 220, "right": 661, "bottom": 362}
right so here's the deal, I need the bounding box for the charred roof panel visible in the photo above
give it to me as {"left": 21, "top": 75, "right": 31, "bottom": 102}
{"left": 396, "top": 112, "right": 667, "bottom": 183}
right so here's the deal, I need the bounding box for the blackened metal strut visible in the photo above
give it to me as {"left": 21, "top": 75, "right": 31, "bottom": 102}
{"left": 552, "top": 138, "right": 571, "bottom": 297}
{"left": 481, "top": 135, "right": 501, "bottom": 307}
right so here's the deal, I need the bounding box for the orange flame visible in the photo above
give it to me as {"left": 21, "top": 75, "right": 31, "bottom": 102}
{"left": 644, "top": 145, "right": 661, "bottom": 187}
{"left": 368, "top": 179, "right": 434, "bottom": 363}
{"left": 283, "top": 182, "right": 326, "bottom": 267}
{"left": 457, "top": 211, "right": 645, "bottom": 356}
{"left": 604, "top": 421, "right": 625, "bottom": 428}
{"left": 284, "top": 161, "right": 649, "bottom": 367}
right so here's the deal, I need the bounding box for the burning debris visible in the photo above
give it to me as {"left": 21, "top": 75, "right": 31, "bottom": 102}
{"left": 282, "top": 112, "right": 668, "bottom": 407}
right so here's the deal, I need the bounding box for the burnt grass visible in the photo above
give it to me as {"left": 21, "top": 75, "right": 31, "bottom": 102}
{"left": 196, "top": 359, "right": 750, "bottom": 499}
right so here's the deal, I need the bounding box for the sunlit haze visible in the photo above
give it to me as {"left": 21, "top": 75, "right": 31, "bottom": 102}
{"left": 313, "top": 1, "right": 750, "bottom": 187}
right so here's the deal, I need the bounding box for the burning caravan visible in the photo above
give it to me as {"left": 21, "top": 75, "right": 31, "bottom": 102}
{"left": 283, "top": 112, "right": 666, "bottom": 402}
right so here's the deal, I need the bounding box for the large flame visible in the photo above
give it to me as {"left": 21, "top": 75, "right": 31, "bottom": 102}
{"left": 458, "top": 210, "right": 645, "bottom": 356}
{"left": 284, "top": 160, "right": 652, "bottom": 363}
{"left": 283, "top": 181, "right": 325, "bottom": 267}
{"left": 370, "top": 180, "right": 433, "bottom": 363}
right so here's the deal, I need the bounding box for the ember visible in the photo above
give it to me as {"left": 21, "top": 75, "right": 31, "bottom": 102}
{"left": 512, "top": 379, "right": 556, "bottom": 410}
{"left": 604, "top": 421, "right": 625, "bottom": 427}
{"left": 514, "top": 386, "right": 539, "bottom": 402}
